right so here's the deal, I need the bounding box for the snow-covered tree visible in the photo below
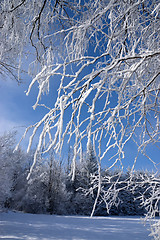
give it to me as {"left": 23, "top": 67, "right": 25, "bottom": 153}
{"left": 45, "top": 153, "right": 68, "bottom": 214}
{"left": 0, "top": 131, "right": 28, "bottom": 210}
{"left": 65, "top": 146, "right": 98, "bottom": 215}
{"left": 22, "top": 152, "right": 69, "bottom": 214}
{"left": 79, "top": 145, "right": 99, "bottom": 215}
{"left": 0, "top": 0, "right": 160, "bottom": 236}
{"left": 0, "top": 132, "right": 15, "bottom": 208}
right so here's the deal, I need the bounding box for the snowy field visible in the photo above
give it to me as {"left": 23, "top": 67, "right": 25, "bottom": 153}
{"left": 0, "top": 212, "right": 153, "bottom": 240}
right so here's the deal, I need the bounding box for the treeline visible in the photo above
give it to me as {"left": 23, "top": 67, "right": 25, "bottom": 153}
{"left": 0, "top": 131, "right": 154, "bottom": 216}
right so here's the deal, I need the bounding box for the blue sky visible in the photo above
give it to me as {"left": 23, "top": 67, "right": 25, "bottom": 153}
{"left": 0, "top": 74, "right": 61, "bottom": 150}
{"left": 0, "top": 0, "right": 159, "bottom": 173}
{"left": 0, "top": 74, "right": 159, "bottom": 172}
{"left": 0, "top": 77, "right": 40, "bottom": 146}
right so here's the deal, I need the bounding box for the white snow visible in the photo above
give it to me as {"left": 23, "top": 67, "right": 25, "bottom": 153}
{"left": 0, "top": 212, "right": 152, "bottom": 240}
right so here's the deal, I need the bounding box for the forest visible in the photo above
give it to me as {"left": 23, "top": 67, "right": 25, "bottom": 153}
{"left": 0, "top": 131, "right": 158, "bottom": 217}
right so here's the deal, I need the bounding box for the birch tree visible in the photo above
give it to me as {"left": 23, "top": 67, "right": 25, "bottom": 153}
{"left": 0, "top": 0, "right": 160, "bottom": 237}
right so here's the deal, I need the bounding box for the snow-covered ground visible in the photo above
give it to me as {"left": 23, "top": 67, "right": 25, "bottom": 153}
{"left": 0, "top": 212, "right": 152, "bottom": 240}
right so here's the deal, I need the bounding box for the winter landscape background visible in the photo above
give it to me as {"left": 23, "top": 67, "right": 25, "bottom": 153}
{"left": 0, "top": 131, "right": 159, "bottom": 239}
{"left": 0, "top": 0, "right": 160, "bottom": 239}
{"left": 0, "top": 131, "right": 154, "bottom": 216}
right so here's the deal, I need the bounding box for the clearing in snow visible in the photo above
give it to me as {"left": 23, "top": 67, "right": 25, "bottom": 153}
{"left": 0, "top": 212, "right": 153, "bottom": 240}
